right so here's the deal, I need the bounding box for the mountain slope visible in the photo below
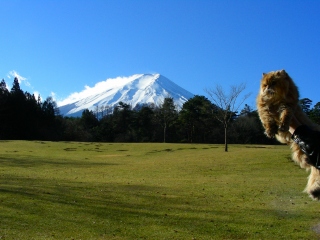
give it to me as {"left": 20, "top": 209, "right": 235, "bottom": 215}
{"left": 58, "top": 74, "right": 194, "bottom": 117}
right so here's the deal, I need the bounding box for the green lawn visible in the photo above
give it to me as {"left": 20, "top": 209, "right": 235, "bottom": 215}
{"left": 0, "top": 141, "right": 319, "bottom": 239}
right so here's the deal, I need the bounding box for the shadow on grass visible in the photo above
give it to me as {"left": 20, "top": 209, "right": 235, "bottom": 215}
{"left": 0, "top": 156, "right": 118, "bottom": 168}
{"left": 0, "top": 176, "right": 220, "bottom": 238}
{"left": 0, "top": 174, "right": 315, "bottom": 239}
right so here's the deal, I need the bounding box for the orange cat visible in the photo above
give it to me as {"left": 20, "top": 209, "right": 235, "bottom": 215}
{"left": 257, "top": 70, "right": 320, "bottom": 200}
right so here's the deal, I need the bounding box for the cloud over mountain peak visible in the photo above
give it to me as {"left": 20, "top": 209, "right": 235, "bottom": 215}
{"left": 58, "top": 74, "right": 194, "bottom": 117}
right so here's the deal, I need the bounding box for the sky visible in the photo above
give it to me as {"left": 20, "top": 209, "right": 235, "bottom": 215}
{"left": 1, "top": 0, "right": 320, "bottom": 109}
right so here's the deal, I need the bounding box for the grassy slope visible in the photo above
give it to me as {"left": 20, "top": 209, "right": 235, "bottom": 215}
{"left": 0, "top": 141, "right": 319, "bottom": 239}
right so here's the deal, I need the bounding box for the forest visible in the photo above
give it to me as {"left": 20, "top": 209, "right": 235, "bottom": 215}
{"left": 1, "top": 77, "right": 320, "bottom": 144}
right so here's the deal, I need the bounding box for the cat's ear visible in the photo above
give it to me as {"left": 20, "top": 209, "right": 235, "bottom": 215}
{"left": 262, "top": 73, "right": 267, "bottom": 77}
{"left": 275, "top": 70, "right": 285, "bottom": 76}
{"left": 279, "top": 69, "right": 286, "bottom": 75}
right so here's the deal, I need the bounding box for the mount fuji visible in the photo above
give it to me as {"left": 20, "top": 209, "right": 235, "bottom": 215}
{"left": 58, "top": 74, "right": 194, "bottom": 117}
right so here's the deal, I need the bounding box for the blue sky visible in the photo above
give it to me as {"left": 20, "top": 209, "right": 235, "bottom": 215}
{"left": 1, "top": 0, "right": 320, "bottom": 109}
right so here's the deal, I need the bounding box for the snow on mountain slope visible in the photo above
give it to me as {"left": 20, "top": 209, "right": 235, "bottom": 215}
{"left": 58, "top": 74, "right": 194, "bottom": 117}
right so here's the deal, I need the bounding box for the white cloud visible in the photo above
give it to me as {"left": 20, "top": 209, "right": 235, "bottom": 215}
{"left": 8, "top": 70, "right": 26, "bottom": 82}
{"left": 7, "top": 70, "right": 31, "bottom": 88}
{"left": 50, "top": 92, "right": 57, "bottom": 101}
{"left": 7, "top": 71, "right": 43, "bottom": 101}
{"left": 57, "top": 74, "right": 142, "bottom": 106}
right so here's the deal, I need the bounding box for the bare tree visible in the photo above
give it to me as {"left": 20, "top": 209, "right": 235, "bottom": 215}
{"left": 205, "top": 83, "right": 251, "bottom": 152}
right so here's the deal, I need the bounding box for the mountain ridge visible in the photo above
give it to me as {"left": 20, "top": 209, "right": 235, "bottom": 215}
{"left": 58, "top": 74, "right": 194, "bottom": 117}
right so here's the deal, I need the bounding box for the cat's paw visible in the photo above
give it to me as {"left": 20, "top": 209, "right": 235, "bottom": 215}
{"left": 265, "top": 131, "right": 275, "bottom": 138}
{"left": 278, "top": 123, "right": 289, "bottom": 132}
{"left": 265, "top": 127, "right": 277, "bottom": 138}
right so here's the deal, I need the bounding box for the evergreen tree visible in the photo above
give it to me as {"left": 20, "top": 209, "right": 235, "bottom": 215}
{"left": 81, "top": 109, "right": 98, "bottom": 129}
{"left": 310, "top": 102, "right": 320, "bottom": 125}
{"left": 42, "top": 96, "right": 59, "bottom": 117}
{"left": 79, "top": 109, "right": 99, "bottom": 141}
{"left": 40, "top": 97, "right": 61, "bottom": 140}
{"left": 0, "top": 79, "right": 8, "bottom": 96}
{"left": 96, "top": 114, "right": 115, "bottom": 142}
{"left": 112, "top": 102, "right": 133, "bottom": 141}
{"left": 0, "top": 79, "right": 9, "bottom": 139}
{"left": 179, "top": 95, "right": 216, "bottom": 143}
{"left": 299, "top": 98, "right": 313, "bottom": 116}
{"left": 239, "top": 104, "right": 254, "bottom": 117}
{"left": 134, "top": 105, "right": 155, "bottom": 142}
{"left": 155, "top": 97, "right": 178, "bottom": 143}
{"left": 7, "top": 78, "right": 26, "bottom": 138}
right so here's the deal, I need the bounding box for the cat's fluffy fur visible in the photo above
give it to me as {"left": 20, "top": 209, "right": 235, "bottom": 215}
{"left": 257, "top": 69, "right": 320, "bottom": 200}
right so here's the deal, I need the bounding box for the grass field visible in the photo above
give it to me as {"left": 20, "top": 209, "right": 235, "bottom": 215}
{"left": 0, "top": 141, "right": 320, "bottom": 239}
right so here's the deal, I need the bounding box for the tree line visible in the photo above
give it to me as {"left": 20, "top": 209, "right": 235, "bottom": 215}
{"left": 1, "top": 77, "right": 319, "bottom": 144}
{"left": 0, "top": 78, "right": 61, "bottom": 140}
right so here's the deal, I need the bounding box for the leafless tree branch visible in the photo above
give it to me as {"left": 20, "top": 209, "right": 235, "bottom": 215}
{"left": 205, "top": 82, "right": 251, "bottom": 151}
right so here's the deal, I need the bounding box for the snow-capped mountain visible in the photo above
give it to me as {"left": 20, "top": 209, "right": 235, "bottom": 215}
{"left": 58, "top": 74, "right": 194, "bottom": 117}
